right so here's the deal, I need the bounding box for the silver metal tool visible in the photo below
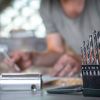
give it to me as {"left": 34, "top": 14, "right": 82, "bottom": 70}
{"left": 83, "top": 41, "right": 87, "bottom": 64}
{"left": 81, "top": 46, "right": 84, "bottom": 65}
{"left": 97, "top": 31, "right": 100, "bottom": 64}
{"left": 89, "top": 35, "right": 95, "bottom": 64}
{"left": 0, "top": 73, "right": 42, "bottom": 91}
{"left": 86, "top": 40, "right": 90, "bottom": 64}
{"left": 93, "top": 32, "right": 99, "bottom": 64}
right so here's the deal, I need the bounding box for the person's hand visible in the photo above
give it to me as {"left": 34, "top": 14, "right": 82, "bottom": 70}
{"left": 4, "top": 51, "right": 33, "bottom": 71}
{"left": 51, "top": 53, "right": 81, "bottom": 77}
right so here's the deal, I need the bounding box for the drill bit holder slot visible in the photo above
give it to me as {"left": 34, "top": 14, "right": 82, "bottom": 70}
{"left": 82, "top": 65, "right": 100, "bottom": 97}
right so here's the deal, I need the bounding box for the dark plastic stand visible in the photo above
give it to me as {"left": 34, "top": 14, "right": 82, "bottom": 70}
{"left": 82, "top": 65, "right": 100, "bottom": 97}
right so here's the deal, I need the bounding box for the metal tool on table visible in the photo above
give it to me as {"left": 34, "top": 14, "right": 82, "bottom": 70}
{"left": 0, "top": 73, "right": 42, "bottom": 92}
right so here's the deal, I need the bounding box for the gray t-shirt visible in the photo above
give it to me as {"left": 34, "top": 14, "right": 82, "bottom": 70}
{"left": 40, "top": 0, "right": 100, "bottom": 53}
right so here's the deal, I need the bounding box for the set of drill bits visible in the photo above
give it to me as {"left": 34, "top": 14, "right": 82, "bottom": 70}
{"left": 81, "top": 31, "right": 100, "bottom": 97}
{"left": 81, "top": 30, "right": 100, "bottom": 65}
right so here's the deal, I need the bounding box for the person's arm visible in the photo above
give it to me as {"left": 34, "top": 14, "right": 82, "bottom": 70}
{"left": 32, "top": 34, "right": 65, "bottom": 67}
{"left": 4, "top": 33, "right": 65, "bottom": 71}
{"left": 50, "top": 52, "right": 81, "bottom": 77}
{"left": 32, "top": 0, "right": 65, "bottom": 67}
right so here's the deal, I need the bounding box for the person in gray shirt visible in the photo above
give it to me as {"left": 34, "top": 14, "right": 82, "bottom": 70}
{"left": 40, "top": 0, "right": 100, "bottom": 53}
{"left": 38, "top": 0, "right": 100, "bottom": 76}
{"left": 5, "top": 0, "right": 100, "bottom": 77}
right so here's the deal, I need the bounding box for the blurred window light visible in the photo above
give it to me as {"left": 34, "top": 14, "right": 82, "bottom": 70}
{"left": 12, "top": 16, "right": 26, "bottom": 27}
{"left": 0, "top": 0, "right": 46, "bottom": 38}
{"left": 21, "top": 7, "right": 34, "bottom": 17}
{"left": 35, "top": 24, "right": 46, "bottom": 38}
{"left": 0, "top": 14, "right": 12, "bottom": 26}
{"left": 29, "top": 0, "right": 40, "bottom": 10}
{"left": 12, "top": 0, "right": 27, "bottom": 10}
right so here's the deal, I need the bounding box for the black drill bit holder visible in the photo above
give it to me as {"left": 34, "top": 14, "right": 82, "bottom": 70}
{"left": 82, "top": 65, "right": 100, "bottom": 97}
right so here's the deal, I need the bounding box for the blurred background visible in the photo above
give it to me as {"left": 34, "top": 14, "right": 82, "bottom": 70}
{"left": 0, "top": 0, "right": 48, "bottom": 73}
{"left": 0, "top": 0, "right": 46, "bottom": 38}
{"left": 0, "top": 0, "right": 47, "bottom": 54}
